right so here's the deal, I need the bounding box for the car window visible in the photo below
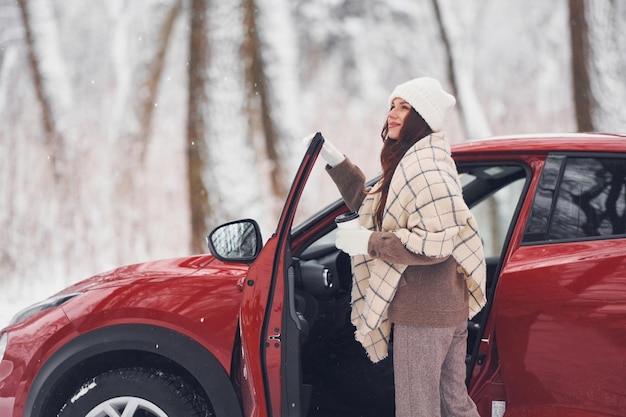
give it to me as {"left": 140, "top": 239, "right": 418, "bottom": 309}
{"left": 293, "top": 159, "right": 343, "bottom": 228}
{"left": 460, "top": 165, "right": 527, "bottom": 258}
{"left": 523, "top": 155, "right": 626, "bottom": 243}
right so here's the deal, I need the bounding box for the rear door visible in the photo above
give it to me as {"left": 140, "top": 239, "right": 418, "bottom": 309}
{"left": 237, "top": 134, "right": 324, "bottom": 417}
{"left": 495, "top": 154, "right": 626, "bottom": 416}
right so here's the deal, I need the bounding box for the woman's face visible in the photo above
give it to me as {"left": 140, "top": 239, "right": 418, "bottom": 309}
{"left": 387, "top": 98, "right": 412, "bottom": 140}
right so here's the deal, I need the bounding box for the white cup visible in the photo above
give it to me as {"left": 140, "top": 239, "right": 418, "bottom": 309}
{"left": 335, "top": 211, "right": 360, "bottom": 230}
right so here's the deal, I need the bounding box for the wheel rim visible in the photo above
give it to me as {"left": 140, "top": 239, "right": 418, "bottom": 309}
{"left": 84, "top": 396, "right": 169, "bottom": 417}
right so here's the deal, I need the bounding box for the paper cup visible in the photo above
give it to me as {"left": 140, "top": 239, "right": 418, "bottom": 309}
{"left": 335, "top": 211, "right": 360, "bottom": 230}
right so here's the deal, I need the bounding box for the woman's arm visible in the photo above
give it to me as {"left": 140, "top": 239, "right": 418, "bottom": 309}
{"left": 325, "top": 157, "right": 368, "bottom": 211}
{"left": 368, "top": 231, "right": 449, "bottom": 265}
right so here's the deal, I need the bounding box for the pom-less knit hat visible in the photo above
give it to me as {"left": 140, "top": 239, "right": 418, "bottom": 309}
{"left": 388, "top": 77, "right": 456, "bottom": 132}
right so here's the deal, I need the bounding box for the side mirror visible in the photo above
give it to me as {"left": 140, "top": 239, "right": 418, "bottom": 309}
{"left": 206, "top": 219, "right": 263, "bottom": 263}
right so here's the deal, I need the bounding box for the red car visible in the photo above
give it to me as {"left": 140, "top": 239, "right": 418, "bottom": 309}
{"left": 1, "top": 133, "right": 625, "bottom": 417}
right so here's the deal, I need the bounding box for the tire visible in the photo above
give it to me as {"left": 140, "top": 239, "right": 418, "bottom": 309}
{"left": 58, "top": 367, "right": 212, "bottom": 417}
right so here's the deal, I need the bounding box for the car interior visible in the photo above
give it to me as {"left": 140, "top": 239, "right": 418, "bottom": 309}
{"left": 289, "top": 163, "right": 529, "bottom": 417}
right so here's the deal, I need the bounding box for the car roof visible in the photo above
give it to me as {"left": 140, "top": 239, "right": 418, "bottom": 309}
{"left": 451, "top": 132, "right": 626, "bottom": 155}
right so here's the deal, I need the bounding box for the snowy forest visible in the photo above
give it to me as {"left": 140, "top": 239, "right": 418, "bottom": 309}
{"left": 1, "top": 0, "right": 625, "bottom": 327}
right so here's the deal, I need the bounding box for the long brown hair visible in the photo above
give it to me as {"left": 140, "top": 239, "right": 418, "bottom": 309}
{"left": 372, "top": 109, "right": 432, "bottom": 229}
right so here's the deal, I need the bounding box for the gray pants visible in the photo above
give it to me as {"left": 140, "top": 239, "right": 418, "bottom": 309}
{"left": 393, "top": 321, "right": 480, "bottom": 417}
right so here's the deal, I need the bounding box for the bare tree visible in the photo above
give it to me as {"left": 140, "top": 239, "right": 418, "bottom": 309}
{"left": 242, "top": 0, "right": 287, "bottom": 199}
{"left": 431, "top": 0, "right": 465, "bottom": 135}
{"left": 187, "top": 0, "right": 213, "bottom": 253}
{"left": 580, "top": 1, "right": 626, "bottom": 132}
{"left": 17, "top": 0, "right": 62, "bottom": 176}
{"left": 136, "top": 0, "right": 182, "bottom": 163}
{"left": 108, "top": 1, "right": 182, "bottom": 166}
{"left": 569, "top": 0, "right": 594, "bottom": 132}
{"left": 432, "top": 0, "right": 505, "bottom": 256}
{"left": 106, "top": 0, "right": 185, "bottom": 262}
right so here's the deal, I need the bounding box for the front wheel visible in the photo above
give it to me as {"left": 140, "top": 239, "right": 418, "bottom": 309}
{"left": 58, "top": 367, "right": 212, "bottom": 417}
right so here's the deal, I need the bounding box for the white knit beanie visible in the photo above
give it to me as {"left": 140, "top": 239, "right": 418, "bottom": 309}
{"left": 388, "top": 77, "right": 456, "bottom": 132}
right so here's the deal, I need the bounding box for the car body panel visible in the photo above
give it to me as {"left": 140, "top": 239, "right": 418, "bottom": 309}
{"left": 238, "top": 239, "right": 279, "bottom": 417}
{"left": 453, "top": 133, "right": 626, "bottom": 155}
{"left": 458, "top": 147, "right": 545, "bottom": 416}
{"left": 1, "top": 256, "right": 247, "bottom": 417}
{"left": 1, "top": 307, "right": 76, "bottom": 417}
{"left": 455, "top": 134, "right": 626, "bottom": 417}
{"left": 61, "top": 255, "right": 247, "bottom": 370}
{"left": 496, "top": 239, "right": 626, "bottom": 416}
{"left": 238, "top": 133, "right": 325, "bottom": 417}
{"left": 60, "top": 254, "right": 224, "bottom": 292}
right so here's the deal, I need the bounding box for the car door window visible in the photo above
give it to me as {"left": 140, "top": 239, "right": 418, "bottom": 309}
{"left": 523, "top": 155, "right": 626, "bottom": 243}
{"left": 460, "top": 165, "right": 527, "bottom": 259}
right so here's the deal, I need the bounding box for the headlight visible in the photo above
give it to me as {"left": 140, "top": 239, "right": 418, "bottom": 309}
{"left": 0, "top": 332, "right": 9, "bottom": 362}
{"left": 9, "top": 293, "right": 83, "bottom": 326}
{"left": 0, "top": 332, "right": 7, "bottom": 362}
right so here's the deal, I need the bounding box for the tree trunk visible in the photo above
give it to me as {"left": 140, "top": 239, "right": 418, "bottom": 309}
{"left": 242, "top": 0, "right": 286, "bottom": 199}
{"left": 17, "top": 0, "right": 62, "bottom": 175}
{"left": 187, "top": 0, "right": 213, "bottom": 254}
{"left": 581, "top": 1, "right": 626, "bottom": 132}
{"left": 136, "top": 0, "right": 182, "bottom": 163}
{"left": 432, "top": 0, "right": 501, "bottom": 253}
{"left": 568, "top": 0, "right": 595, "bottom": 132}
{"left": 431, "top": 0, "right": 464, "bottom": 134}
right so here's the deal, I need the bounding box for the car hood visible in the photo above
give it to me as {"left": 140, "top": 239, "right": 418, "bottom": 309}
{"left": 59, "top": 254, "right": 249, "bottom": 294}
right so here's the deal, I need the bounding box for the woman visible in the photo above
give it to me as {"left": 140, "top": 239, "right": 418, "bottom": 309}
{"left": 315, "top": 77, "right": 486, "bottom": 417}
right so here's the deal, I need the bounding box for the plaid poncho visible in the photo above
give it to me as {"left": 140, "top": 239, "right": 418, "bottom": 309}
{"left": 350, "top": 133, "right": 486, "bottom": 362}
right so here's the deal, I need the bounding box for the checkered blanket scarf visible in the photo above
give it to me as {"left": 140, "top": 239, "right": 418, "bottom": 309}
{"left": 351, "top": 133, "right": 486, "bottom": 362}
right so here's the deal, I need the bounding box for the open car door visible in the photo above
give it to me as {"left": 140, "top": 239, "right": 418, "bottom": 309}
{"left": 237, "top": 133, "right": 324, "bottom": 417}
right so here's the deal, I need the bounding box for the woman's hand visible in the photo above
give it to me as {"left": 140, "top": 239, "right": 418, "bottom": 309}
{"left": 302, "top": 133, "right": 345, "bottom": 167}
